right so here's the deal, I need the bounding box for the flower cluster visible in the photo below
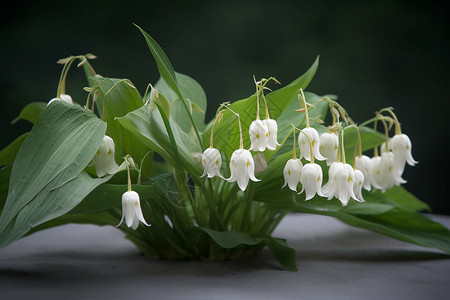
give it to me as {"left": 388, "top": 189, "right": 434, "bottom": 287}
{"left": 200, "top": 89, "right": 417, "bottom": 207}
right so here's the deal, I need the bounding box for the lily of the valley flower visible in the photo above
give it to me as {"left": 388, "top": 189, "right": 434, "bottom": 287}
{"left": 299, "top": 163, "right": 325, "bottom": 200}
{"left": 92, "top": 135, "right": 119, "bottom": 177}
{"left": 253, "top": 152, "right": 268, "bottom": 174}
{"left": 117, "top": 191, "right": 151, "bottom": 230}
{"left": 298, "top": 127, "right": 326, "bottom": 162}
{"left": 390, "top": 133, "right": 417, "bottom": 175}
{"left": 319, "top": 132, "right": 339, "bottom": 166}
{"left": 227, "top": 149, "right": 260, "bottom": 191}
{"left": 353, "top": 169, "right": 365, "bottom": 202}
{"left": 201, "top": 147, "right": 224, "bottom": 179}
{"left": 323, "top": 162, "right": 359, "bottom": 206}
{"left": 354, "top": 155, "right": 374, "bottom": 191}
{"left": 249, "top": 120, "right": 272, "bottom": 151}
{"left": 47, "top": 94, "right": 74, "bottom": 106}
{"left": 282, "top": 158, "right": 303, "bottom": 192}
{"left": 372, "top": 151, "right": 406, "bottom": 192}
{"left": 263, "top": 119, "right": 280, "bottom": 150}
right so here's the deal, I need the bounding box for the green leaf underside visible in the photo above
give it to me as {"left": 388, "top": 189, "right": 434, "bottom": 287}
{"left": 0, "top": 101, "right": 107, "bottom": 248}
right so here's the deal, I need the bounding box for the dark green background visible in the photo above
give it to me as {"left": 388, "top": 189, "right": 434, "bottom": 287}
{"left": 1, "top": 0, "right": 448, "bottom": 213}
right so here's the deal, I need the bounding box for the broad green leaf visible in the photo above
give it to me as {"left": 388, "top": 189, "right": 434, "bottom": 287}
{"left": 28, "top": 211, "right": 117, "bottom": 235}
{"left": 341, "top": 202, "right": 394, "bottom": 215}
{"left": 88, "top": 76, "right": 147, "bottom": 163}
{"left": 155, "top": 72, "right": 207, "bottom": 132}
{"left": 266, "top": 199, "right": 450, "bottom": 254}
{"left": 11, "top": 102, "right": 47, "bottom": 124}
{"left": 0, "top": 133, "right": 29, "bottom": 166}
{"left": 0, "top": 171, "right": 111, "bottom": 248}
{"left": 0, "top": 101, "right": 106, "bottom": 239}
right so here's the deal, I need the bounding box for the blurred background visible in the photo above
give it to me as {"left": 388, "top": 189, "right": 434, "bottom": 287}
{"left": 1, "top": 0, "right": 448, "bottom": 213}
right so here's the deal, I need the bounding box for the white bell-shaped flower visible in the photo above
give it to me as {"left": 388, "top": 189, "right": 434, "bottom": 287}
{"left": 117, "top": 191, "right": 151, "bottom": 230}
{"left": 92, "top": 135, "right": 119, "bottom": 177}
{"left": 249, "top": 120, "right": 271, "bottom": 152}
{"left": 282, "top": 158, "right": 303, "bottom": 192}
{"left": 355, "top": 155, "right": 374, "bottom": 191}
{"left": 390, "top": 134, "right": 417, "bottom": 175}
{"left": 227, "top": 149, "right": 260, "bottom": 191}
{"left": 299, "top": 163, "right": 325, "bottom": 200}
{"left": 253, "top": 152, "right": 268, "bottom": 174}
{"left": 372, "top": 152, "right": 406, "bottom": 192}
{"left": 323, "top": 162, "right": 358, "bottom": 206}
{"left": 353, "top": 169, "right": 365, "bottom": 202}
{"left": 201, "top": 147, "right": 224, "bottom": 179}
{"left": 319, "top": 132, "right": 338, "bottom": 166}
{"left": 48, "top": 93, "right": 74, "bottom": 106}
{"left": 298, "top": 127, "right": 326, "bottom": 162}
{"left": 262, "top": 119, "right": 280, "bottom": 150}
{"left": 322, "top": 162, "right": 342, "bottom": 198}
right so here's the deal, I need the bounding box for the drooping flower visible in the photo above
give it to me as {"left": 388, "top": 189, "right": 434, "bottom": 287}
{"left": 390, "top": 133, "right": 417, "bottom": 175}
{"left": 227, "top": 149, "right": 260, "bottom": 191}
{"left": 117, "top": 191, "right": 150, "bottom": 230}
{"left": 253, "top": 152, "right": 268, "bottom": 174}
{"left": 322, "top": 162, "right": 358, "bottom": 206}
{"left": 319, "top": 132, "right": 339, "bottom": 166}
{"left": 298, "top": 127, "right": 326, "bottom": 162}
{"left": 372, "top": 151, "right": 406, "bottom": 192}
{"left": 201, "top": 147, "right": 224, "bottom": 179}
{"left": 263, "top": 119, "right": 280, "bottom": 150}
{"left": 47, "top": 94, "right": 74, "bottom": 106}
{"left": 91, "top": 135, "right": 119, "bottom": 177}
{"left": 353, "top": 169, "right": 365, "bottom": 202}
{"left": 299, "top": 163, "right": 325, "bottom": 200}
{"left": 354, "top": 155, "right": 374, "bottom": 191}
{"left": 282, "top": 158, "right": 303, "bottom": 192}
{"left": 249, "top": 120, "right": 271, "bottom": 151}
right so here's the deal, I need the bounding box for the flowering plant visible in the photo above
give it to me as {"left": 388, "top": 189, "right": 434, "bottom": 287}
{"left": 0, "top": 26, "right": 449, "bottom": 271}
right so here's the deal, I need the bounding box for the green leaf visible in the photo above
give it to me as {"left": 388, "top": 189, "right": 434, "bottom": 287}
{"left": 0, "top": 171, "right": 111, "bottom": 248}
{"left": 155, "top": 72, "right": 207, "bottom": 132}
{"left": 197, "top": 227, "right": 297, "bottom": 271}
{"left": 88, "top": 76, "right": 148, "bottom": 164}
{"left": 0, "top": 133, "right": 29, "bottom": 166}
{"left": 264, "top": 237, "right": 298, "bottom": 271}
{"left": 11, "top": 102, "right": 47, "bottom": 124}
{"left": 199, "top": 227, "right": 264, "bottom": 248}
{"left": 136, "top": 25, "right": 182, "bottom": 100}
{"left": 266, "top": 199, "right": 450, "bottom": 254}
{"left": 0, "top": 101, "right": 107, "bottom": 247}
{"left": 364, "top": 186, "right": 431, "bottom": 212}
{"left": 0, "top": 166, "right": 12, "bottom": 211}
{"left": 136, "top": 25, "right": 203, "bottom": 147}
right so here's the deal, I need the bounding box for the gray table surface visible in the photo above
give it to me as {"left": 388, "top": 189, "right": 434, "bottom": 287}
{"left": 1, "top": 213, "right": 449, "bottom": 300}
